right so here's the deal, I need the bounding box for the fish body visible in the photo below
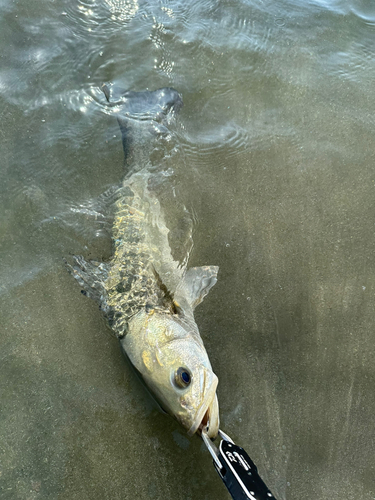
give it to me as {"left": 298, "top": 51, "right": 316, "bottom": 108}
{"left": 69, "top": 86, "right": 219, "bottom": 437}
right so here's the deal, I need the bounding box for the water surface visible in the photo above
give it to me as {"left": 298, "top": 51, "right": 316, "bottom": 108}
{"left": 1, "top": 0, "right": 375, "bottom": 499}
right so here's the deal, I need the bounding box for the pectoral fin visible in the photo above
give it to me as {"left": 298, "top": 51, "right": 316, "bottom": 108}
{"left": 176, "top": 266, "right": 219, "bottom": 311}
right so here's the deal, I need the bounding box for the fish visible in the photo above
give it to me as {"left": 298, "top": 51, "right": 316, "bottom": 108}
{"left": 68, "top": 84, "right": 220, "bottom": 438}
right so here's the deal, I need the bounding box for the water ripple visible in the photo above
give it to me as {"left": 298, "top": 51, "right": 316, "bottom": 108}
{"left": 311, "top": 0, "right": 375, "bottom": 22}
{"left": 180, "top": 123, "right": 250, "bottom": 167}
{"left": 174, "top": 0, "right": 276, "bottom": 55}
{"left": 350, "top": 5, "right": 375, "bottom": 23}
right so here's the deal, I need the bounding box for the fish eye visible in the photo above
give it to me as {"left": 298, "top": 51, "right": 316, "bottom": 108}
{"left": 174, "top": 367, "right": 192, "bottom": 388}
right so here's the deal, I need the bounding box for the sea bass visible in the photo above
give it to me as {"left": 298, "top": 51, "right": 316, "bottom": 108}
{"left": 69, "top": 85, "right": 220, "bottom": 438}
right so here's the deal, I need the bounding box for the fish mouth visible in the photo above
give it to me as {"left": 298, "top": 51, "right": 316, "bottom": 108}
{"left": 187, "top": 376, "right": 219, "bottom": 439}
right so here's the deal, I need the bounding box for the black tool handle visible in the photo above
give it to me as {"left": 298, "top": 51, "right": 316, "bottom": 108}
{"left": 214, "top": 440, "right": 278, "bottom": 500}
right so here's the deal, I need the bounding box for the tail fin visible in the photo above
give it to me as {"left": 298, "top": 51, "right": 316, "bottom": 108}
{"left": 101, "top": 84, "right": 183, "bottom": 175}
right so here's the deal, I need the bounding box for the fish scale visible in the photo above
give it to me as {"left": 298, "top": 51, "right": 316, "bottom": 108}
{"left": 104, "top": 181, "right": 172, "bottom": 336}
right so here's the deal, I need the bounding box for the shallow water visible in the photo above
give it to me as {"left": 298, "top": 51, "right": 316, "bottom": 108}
{"left": 1, "top": 0, "right": 375, "bottom": 499}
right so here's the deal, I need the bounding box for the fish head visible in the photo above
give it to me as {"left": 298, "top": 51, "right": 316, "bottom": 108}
{"left": 152, "top": 336, "right": 220, "bottom": 439}
{"left": 122, "top": 310, "right": 219, "bottom": 438}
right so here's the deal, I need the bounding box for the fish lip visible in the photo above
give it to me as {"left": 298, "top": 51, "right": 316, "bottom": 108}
{"left": 186, "top": 375, "right": 218, "bottom": 437}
